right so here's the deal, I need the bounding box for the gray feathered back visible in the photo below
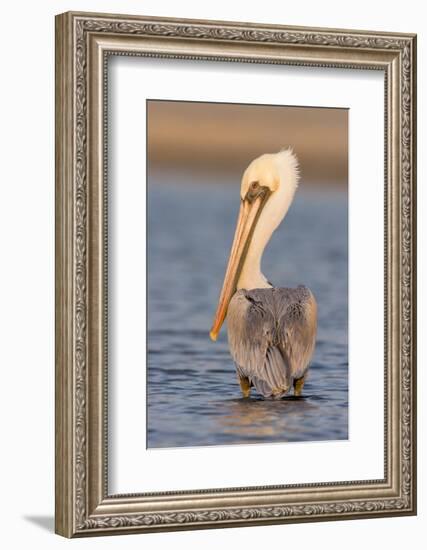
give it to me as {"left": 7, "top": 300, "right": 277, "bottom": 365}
{"left": 227, "top": 287, "right": 317, "bottom": 398}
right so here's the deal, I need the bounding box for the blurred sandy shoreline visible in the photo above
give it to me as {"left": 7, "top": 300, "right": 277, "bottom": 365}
{"left": 148, "top": 100, "right": 348, "bottom": 188}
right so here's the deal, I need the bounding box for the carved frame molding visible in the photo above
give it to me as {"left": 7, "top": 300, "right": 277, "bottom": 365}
{"left": 55, "top": 11, "right": 416, "bottom": 537}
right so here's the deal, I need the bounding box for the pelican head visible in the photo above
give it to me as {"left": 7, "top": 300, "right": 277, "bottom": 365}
{"left": 210, "top": 149, "right": 299, "bottom": 341}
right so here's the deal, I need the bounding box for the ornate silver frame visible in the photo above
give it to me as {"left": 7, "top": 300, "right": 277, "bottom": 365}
{"left": 55, "top": 11, "right": 417, "bottom": 537}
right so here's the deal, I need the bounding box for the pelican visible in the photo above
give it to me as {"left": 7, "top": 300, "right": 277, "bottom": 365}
{"left": 210, "top": 149, "right": 317, "bottom": 399}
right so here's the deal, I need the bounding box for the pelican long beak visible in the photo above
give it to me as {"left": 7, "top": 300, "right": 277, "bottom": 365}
{"left": 210, "top": 190, "right": 270, "bottom": 341}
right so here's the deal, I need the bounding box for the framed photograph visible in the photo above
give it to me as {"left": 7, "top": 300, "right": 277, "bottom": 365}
{"left": 55, "top": 11, "right": 417, "bottom": 537}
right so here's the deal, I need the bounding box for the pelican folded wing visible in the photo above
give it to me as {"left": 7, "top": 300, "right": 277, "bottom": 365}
{"left": 227, "top": 287, "right": 316, "bottom": 399}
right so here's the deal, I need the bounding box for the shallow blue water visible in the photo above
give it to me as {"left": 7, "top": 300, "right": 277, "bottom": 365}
{"left": 147, "top": 182, "right": 348, "bottom": 448}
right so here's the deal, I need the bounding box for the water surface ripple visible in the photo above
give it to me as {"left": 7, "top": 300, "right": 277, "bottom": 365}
{"left": 147, "top": 183, "right": 348, "bottom": 448}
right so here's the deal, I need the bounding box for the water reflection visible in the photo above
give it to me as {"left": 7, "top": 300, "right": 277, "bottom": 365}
{"left": 218, "top": 397, "right": 318, "bottom": 440}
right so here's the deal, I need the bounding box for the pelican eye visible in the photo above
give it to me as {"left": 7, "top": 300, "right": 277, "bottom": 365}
{"left": 246, "top": 181, "right": 270, "bottom": 203}
{"left": 246, "top": 181, "right": 260, "bottom": 201}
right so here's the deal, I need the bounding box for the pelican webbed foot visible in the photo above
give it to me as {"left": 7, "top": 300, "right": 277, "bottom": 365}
{"left": 238, "top": 375, "right": 252, "bottom": 398}
{"left": 293, "top": 375, "right": 306, "bottom": 397}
